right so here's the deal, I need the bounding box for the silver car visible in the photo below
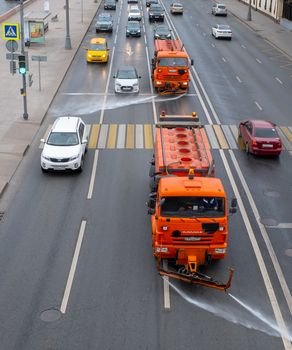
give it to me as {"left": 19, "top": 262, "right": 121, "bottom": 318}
{"left": 170, "top": 3, "right": 183, "bottom": 14}
{"left": 212, "top": 3, "right": 227, "bottom": 16}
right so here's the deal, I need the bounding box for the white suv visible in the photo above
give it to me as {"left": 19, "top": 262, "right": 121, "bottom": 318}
{"left": 41, "top": 116, "right": 88, "bottom": 173}
{"left": 212, "top": 3, "right": 227, "bottom": 16}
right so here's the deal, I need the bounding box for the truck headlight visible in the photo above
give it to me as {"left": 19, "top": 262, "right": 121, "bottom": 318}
{"left": 215, "top": 248, "right": 226, "bottom": 254}
{"left": 156, "top": 247, "right": 168, "bottom": 253}
{"left": 156, "top": 81, "right": 162, "bottom": 85}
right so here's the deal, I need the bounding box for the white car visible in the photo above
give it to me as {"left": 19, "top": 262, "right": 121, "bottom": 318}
{"left": 128, "top": 6, "right": 142, "bottom": 21}
{"left": 170, "top": 3, "right": 183, "bottom": 14}
{"left": 212, "top": 3, "right": 227, "bottom": 16}
{"left": 113, "top": 66, "right": 140, "bottom": 93}
{"left": 40, "top": 117, "right": 88, "bottom": 173}
{"left": 212, "top": 24, "right": 232, "bottom": 40}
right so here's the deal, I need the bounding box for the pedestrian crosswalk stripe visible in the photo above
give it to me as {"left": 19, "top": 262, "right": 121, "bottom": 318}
{"left": 117, "top": 124, "right": 126, "bottom": 149}
{"left": 213, "top": 125, "right": 229, "bottom": 149}
{"left": 204, "top": 125, "right": 219, "bottom": 149}
{"left": 88, "top": 124, "right": 100, "bottom": 149}
{"left": 276, "top": 127, "right": 292, "bottom": 151}
{"left": 40, "top": 124, "right": 292, "bottom": 153}
{"left": 107, "top": 124, "right": 117, "bottom": 149}
{"left": 98, "top": 124, "right": 108, "bottom": 149}
{"left": 136, "top": 124, "right": 144, "bottom": 149}
{"left": 144, "top": 124, "right": 153, "bottom": 149}
{"left": 280, "top": 127, "right": 292, "bottom": 144}
{"left": 126, "top": 124, "right": 134, "bottom": 149}
{"left": 221, "top": 125, "right": 238, "bottom": 149}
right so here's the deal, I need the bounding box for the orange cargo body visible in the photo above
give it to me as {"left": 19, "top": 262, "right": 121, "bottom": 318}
{"left": 152, "top": 39, "right": 191, "bottom": 94}
{"left": 154, "top": 124, "right": 214, "bottom": 177}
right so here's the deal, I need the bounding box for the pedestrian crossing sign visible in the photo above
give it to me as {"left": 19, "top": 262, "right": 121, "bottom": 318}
{"left": 2, "top": 23, "right": 20, "bottom": 41}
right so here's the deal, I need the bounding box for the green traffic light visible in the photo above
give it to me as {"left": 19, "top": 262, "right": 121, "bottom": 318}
{"left": 19, "top": 67, "right": 26, "bottom": 74}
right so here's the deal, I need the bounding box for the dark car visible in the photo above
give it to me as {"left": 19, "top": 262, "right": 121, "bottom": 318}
{"left": 238, "top": 119, "right": 282, "bottom": 156}
{"left": 149, "top": 4, "right": 164, "bottom": 22}
{"left": 146, "top": 0, "right": 158, "bottom": 7}
{"left": 104, "top": 0, "right": 116, "bottom": 10}
{"left": 95, "top": 13, "right": 113, "bottom": 33}
{"left": 126, "top": 21, "right": 141, "bottom": 37}
{"left": 154, "top": 24, "right": 172, "bottom": 39}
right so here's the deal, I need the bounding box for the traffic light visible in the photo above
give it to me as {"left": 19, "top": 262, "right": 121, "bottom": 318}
{"left": 18, "top": 55, "right": 27, "bottom": 74}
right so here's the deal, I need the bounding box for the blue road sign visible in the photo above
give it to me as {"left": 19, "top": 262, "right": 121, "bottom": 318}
{"left": 2, "top": 23, "right": 20, "bottom": 41}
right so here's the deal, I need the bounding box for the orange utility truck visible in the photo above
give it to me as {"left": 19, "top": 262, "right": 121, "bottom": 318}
{"left": 147, "top": 112, "right": 237, "bottom": 291}
{"left": 151, "top": 39, "right": 193, "bottom": 95}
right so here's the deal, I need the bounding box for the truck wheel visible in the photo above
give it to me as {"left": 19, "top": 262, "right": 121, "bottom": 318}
{"left": 150, "top": 177, "right": 158, "bottom": 192}
{"left": 149, "top": 164, "right": 155, "bottom": 177}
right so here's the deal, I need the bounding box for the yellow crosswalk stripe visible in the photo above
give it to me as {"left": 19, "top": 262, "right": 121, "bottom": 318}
{"left": 107, "top": 124, "right": 117, "bottom": 149}
{"left": 126, "top": 124, "right": 135, "bottom": 149}
{"left": 144, "top": 124, "right": 153, "bottom": 149}
{"left": 280, "top": 126, "right": 292, "bottom": 143}
{"left": 88, "top": 124, "right": 100, "bottom": 149}
{"left": 213, "top": 125, "right": 229, "bottom": 149}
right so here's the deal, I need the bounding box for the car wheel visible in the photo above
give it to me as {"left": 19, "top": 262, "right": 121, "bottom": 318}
{"left": 78, "top": 157, "right": 84, "bottom": 173}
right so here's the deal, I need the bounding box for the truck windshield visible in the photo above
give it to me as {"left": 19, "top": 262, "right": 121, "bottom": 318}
{"left": 158, "top": 57, "right": 188, "bottom": 67}
{"left": 160, "top": 196, "right": 225, "bottom": 218}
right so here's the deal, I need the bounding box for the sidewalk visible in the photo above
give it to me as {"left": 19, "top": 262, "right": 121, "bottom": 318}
{"left": 0, "top": 0, "right": 100, "bottom": 196}
{"left": 223, "top": 0, "right": 292, "bottom": 58}
{"left": 0, "top": 0, "right": 292, "bottom": 198}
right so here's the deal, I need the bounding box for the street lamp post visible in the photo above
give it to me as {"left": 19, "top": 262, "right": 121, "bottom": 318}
{"left": 65, "top": 0, "right": 72, "bottom": 49}
{"left": 20, "top": 0, "right": 28, "bottom": 119}
{"left": 247, "top": 0, "right": 252, "bottom": 21}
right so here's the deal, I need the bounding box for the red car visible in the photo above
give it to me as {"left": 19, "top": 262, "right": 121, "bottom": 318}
{"left": 238, "top": 119, "right": 282, "bottom": 156}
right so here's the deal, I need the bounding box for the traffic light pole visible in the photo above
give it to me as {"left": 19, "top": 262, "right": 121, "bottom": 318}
{"left": 20, "top": 0, "right": 28, "bottom": 120}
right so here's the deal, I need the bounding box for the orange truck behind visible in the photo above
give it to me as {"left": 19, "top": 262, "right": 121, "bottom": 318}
{"left": 151, "top": 40, "right": 193, "bottom": 95}
{"left": 148, "top": 113, "right": 237, "bottom": 290}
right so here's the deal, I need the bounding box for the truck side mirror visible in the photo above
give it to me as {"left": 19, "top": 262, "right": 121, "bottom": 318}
{"left": 229, "top": 198, "right": 237, "bottom": 214}
{"left": 151, "top": 58, "right": 155, "bottom": 65}
{"left": 190, "top": 59, "right": 194, "bottom": 66}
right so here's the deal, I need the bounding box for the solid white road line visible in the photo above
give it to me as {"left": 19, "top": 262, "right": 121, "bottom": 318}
{"left": 87, "top": 150, "right": 99, "bottom": 199}
{"left": 60, "top": 220, "right": 87, "bottom": 314}
{"left": 145, "top": 46, "right": 157, "bottom": 124}
{"left": 254, "top": 101, "right": 263, "bottom": 111}
{"left": 163, "top": 260, "right": 170, "bottom": 310}
{"left": 222, "top": 150, "right": 292, "bottom": 349}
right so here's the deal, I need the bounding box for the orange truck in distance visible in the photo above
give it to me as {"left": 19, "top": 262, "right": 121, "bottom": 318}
{"left": 147, "top": 112, "right": 237, "bottom": 291}
{"left": 151, "top": 39, "right": 193, "bottom": 95}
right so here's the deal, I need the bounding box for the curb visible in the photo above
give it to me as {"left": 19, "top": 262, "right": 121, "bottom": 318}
{"left": 0, "top": 0, "right": 102, "bottom": 199}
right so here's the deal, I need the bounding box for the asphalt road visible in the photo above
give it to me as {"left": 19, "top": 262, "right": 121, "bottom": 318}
{"left": 0, "top": 0, "right": 291, "bottom": 349}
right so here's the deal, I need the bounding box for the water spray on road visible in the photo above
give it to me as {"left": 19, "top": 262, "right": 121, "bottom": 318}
{"left": 50, "top": 93, "right": 188, "bottom": 117}
{"left": 165, "top": 277, "right": 292, "bottom": 341}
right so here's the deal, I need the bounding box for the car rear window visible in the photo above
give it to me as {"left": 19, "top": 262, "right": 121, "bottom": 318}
{"left": 254, "top": 128, "right": 278, "bottom": 138}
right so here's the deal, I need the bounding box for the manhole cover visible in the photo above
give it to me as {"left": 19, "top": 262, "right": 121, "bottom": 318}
{"left": 285, "top": 249, "right": 292, "bottom": 258}
{"left": 263, "top": 190, "right": 280, "bottom": 198}
{"left": 260, "top": 218, "right": 278, "bottom": 227}
{"left": 40, "top": 309, "right": 62, "bottom": 322}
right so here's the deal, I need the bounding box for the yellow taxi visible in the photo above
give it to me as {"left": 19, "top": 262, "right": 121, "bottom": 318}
{"left": 86, "top": 38, "right": 109, "bottom": 63}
